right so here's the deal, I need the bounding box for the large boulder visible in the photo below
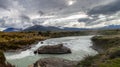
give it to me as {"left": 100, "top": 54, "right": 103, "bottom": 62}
{"left": 34, "top": 44, "right": 71, "bottom": 54}
{"left": 29, "top": 57, "right": 78, "bottom": 67}
{"left": 0, "top": 51, "right": 14, "bottom": 67}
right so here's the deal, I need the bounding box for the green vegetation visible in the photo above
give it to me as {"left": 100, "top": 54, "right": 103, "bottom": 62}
{"left": 98, "top": 29, "right": 120, "bottom": 35}
{"left": 76, "top": 56, "right": 96, "bottom": 67}
{"left": 98, "top": 58, "right": 120, "bottom": 67}
{"left": 38, "top": 31, "right": 90, "bottom": 38}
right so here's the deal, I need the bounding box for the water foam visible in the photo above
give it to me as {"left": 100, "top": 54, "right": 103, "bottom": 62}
{"left": 6, "top": 42, "right": 44, "bottom": 59}
{"left": 6, "top": 36, "right": 98, "bottom": 60}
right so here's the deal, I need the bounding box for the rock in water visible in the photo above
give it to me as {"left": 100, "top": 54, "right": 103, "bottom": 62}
{"left": 30, "top": 57, "right": 78, "bottom": 67}
{"left": 34, "top": 44, "right": 71, "bottom": 54}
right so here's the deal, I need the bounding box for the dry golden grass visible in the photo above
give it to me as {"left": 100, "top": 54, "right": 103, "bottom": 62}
{"left": 0, "top": 32, "right": 48, "bottom": 51}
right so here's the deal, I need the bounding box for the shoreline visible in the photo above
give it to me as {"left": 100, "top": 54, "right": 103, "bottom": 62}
{"left": 5, "top": 39, "right": 47, "bottom": 53}
{"left": 90, "top": 43, "right": 104, "bottom": 53}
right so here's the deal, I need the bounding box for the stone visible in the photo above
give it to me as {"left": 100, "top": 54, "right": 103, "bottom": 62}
{"left": 31, "top": 57, "right": 78, "bottom": 67}
{"left": 34, "top": 44, "right": 71, "bottom": 54}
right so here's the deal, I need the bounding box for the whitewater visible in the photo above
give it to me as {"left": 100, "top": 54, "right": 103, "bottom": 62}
{"left": 5, "top": 36, "right": 98, "bottom": 67}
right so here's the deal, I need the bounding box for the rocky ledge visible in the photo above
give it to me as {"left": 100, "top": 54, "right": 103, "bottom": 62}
{"left": 34, "top": 44, "right": 71, "bottom": 54}
{"left": 29, "top": 57, "right": 78, "bottom": 67}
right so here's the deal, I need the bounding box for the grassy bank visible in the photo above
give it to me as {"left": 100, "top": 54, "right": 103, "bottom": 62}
{"left": 98, "top": 29, "right": 120, "bottom": 35}
{"left": 77, "top": 35, "right": 120, "bottom": 67}
{"left": 0, "top": 32, "right": 48, "bottom": 51}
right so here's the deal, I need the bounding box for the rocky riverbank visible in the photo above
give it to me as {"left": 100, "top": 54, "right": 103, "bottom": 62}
{"left": 77, "top": 35, "right": 120, "bottom": 67}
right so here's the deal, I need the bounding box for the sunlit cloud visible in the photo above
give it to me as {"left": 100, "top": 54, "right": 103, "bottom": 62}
{"left": 67, "top": 0, "right": 76, "bottom": 6}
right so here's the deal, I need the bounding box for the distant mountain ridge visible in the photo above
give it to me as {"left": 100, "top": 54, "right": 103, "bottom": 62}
{"left": 23, "top": 25, "right": 63, "bottom": 31}
{"left": 23, "top": 25, "right": 120, "bottom": 31}
{"left": 2, "top": 25, "right": 120, "bottom": 32}
{"left": 3, "top": 28, "right": 22, "bottom": 32}
{"left": 101, "top": 25, "right": 120, "bottom": 29}
{"left": 23, "top": 25, "right": 89, "bottom": 32}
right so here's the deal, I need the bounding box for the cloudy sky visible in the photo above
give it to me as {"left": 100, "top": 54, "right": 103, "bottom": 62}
{"left": 0, "top": 0, "right": 120, "bottom": 29}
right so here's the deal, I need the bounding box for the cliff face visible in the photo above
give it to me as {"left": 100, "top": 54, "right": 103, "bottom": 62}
{"left": 0, "top": 51, "right": 14, "bottom": 67}
{"left": 91, "top": 35, "right": 120, "bottom": 50}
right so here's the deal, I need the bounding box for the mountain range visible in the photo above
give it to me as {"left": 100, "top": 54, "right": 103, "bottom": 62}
{"left": 23, "top": 25, "right": 89, "bottom": 32}
{"left": 23, "top": 25, "right": 120, "bottom": 31}
{"left": 2, "top": 25, "right": 120, "bottom": 32}
{"left": 3, "top": 28, "right": 22, "bottom": 32}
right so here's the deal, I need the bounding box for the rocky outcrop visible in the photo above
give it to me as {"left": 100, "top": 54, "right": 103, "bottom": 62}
{"left": 29, "top": 57, "right": 78, "bottom": 67}
{"left": 0, "top": 51, "right": 14, "bottom": 67}
{"left": 34, "top": 44, "right": 71, "bottom": 54}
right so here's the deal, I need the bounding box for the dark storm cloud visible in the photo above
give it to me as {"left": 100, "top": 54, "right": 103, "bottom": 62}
{"left": 20, "top": 14, "right": 30, "bottom": 20}
{"left": 78, "top": 18, "right": 91, "bottom": 22}
{"left": 0, "top": 18, "right": 5, "bottom": 27}
{"left": 0, "top": 0, "right": 13, "bottom": 10}
{"left": 78, "top": 17, "right": 98, "bottom": 25}
{"left": 18, "top": 0, "right": 67, "bottom": 14}
{"left": 88, "top": 0, "right": 120, "bottom": 15}
{"left": 17, "top": 0, "right": 112, "bottom": 15}
{"left": 38, "top": 10, "right": 44, "bottom": 16}
{"left": 0, "top": 0, "right": 115, "bottom": 15}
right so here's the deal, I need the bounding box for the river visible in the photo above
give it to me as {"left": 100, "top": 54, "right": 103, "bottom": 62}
{"left": 4, "top": 36, "right": 98, "bottom": 67}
